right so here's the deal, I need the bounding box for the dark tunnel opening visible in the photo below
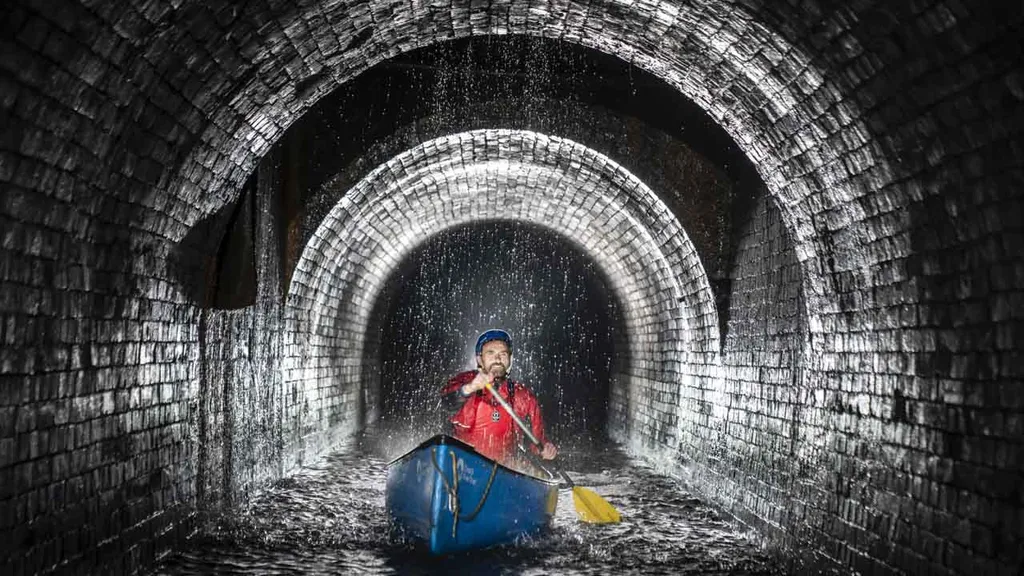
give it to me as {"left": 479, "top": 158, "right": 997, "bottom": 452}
{"left": 366, "top": 220, "right": 628, "bottom": 448}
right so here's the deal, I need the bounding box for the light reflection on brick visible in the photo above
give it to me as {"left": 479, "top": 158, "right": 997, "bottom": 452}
{"left": 287, "top": 131, "right": 719, "bottom": 478}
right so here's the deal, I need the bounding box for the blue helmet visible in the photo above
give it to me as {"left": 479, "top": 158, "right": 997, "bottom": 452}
{"left": 475, "top": 329, "right": 512, "bottom": 355}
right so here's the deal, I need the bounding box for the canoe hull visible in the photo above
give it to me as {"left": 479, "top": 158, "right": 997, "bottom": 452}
{"left": 386, "top": 435, "right": 558, "bottom": 555}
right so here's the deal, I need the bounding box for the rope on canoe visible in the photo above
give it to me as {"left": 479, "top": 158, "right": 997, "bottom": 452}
{"left": 430, "top": 447, "right": 500, "bottom": 538}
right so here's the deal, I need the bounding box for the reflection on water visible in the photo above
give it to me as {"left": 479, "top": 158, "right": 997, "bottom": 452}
{"left": 156, "top": 433, "right": 783, "bottom": 575}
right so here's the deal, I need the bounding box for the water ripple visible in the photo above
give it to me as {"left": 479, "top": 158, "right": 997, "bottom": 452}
{"left": 156, "top": 435, "right": 783, "bottom": 575}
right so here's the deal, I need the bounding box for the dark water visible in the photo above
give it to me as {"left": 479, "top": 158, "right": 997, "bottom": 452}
{"left": 155, "top": 433, "right": 783, "bottom": 575}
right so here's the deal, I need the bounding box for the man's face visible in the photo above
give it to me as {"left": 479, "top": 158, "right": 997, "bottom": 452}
{"left": 478, "top": 340, "right": 511, "bottom": 378}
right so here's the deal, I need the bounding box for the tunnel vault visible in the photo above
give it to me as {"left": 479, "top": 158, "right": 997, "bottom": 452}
{"left": 146, "top": 0, "right": 890, "bottom": 328}
{"left": 284, "top": 129, "right": 719, "bottom": 463}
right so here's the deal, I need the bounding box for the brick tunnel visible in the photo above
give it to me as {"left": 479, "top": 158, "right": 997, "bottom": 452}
{"left": 1, "top": 1, "right": 1022, "bottom": 575}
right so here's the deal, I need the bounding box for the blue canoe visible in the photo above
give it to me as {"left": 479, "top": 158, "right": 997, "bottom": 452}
{"left": 386, "top": 434, "right": 559, "bottom": 555}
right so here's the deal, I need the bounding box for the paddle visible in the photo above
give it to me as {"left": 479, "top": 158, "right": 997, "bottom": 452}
{"left": 484, "top": 382, "right": 621, "bottom": 524}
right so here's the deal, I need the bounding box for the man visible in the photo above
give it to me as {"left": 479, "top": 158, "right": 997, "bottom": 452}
{"left": 440, "top": 329, "right": 558, "bottom": 465}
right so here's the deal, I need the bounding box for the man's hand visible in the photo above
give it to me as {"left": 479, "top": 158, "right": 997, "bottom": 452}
{"left": 540, "top": 441, "right": 557, "bottom": 460}
{"left": 461, "top": 370, "right": 492, "bottom": 395}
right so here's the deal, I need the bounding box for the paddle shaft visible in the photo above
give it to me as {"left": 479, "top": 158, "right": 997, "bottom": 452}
{"left": 483, "top": 382, "right": 575, "bottom": 487}
{"left": 483, "top": 382, "right": 539, "bottom": 446}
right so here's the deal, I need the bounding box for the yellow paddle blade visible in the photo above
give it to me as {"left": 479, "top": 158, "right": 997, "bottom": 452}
{"left": 572, "top": 486, "right": 621, "bottom": 524}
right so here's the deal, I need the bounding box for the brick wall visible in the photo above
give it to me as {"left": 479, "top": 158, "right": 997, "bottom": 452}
{"left": 0, "top": 206, "right": 202, "bottom": 574}
{"left": 699, "top": 188, "right": 812, "bottom": 557}
{"left": 187, "top": 153, "right": 286, "bottom": 513}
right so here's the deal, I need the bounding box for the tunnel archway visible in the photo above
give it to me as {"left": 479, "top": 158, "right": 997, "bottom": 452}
{"left": 284, "top": 129, "right": 719, "bottom": 462}
{"left": 150, "top": 0, "right": 889, "bottom": 328}
{"left": 147, "top": 7, "right": 907, "bottom": 511}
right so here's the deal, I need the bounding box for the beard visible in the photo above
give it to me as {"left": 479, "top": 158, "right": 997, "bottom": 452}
{"left": 488, "top": 363, "right": 508, "bottom": 378}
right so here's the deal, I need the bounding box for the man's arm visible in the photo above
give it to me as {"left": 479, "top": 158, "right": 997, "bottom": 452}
{"left": 438, "top": 370, "right": 478, "bottom": 413}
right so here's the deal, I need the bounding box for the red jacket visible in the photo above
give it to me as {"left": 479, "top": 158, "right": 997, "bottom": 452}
{"left": 442, "top": 370, "right": 549, "bottom": 463}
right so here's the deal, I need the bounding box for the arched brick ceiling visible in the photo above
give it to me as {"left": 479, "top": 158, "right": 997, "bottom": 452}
{"left": 6, "top": 0, "right": 905, "bottom": 315}
{"left": 277, "top": 35, "right": 746, "bottom": 293}
{"left": 6, "top": 1, "right": 1018, "bottom": 333}
{"left": 296, "top": 95, "right": 737, "bottom": 284}
{"left": 284, "top": 129, "right": 718, "bottom": 432}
